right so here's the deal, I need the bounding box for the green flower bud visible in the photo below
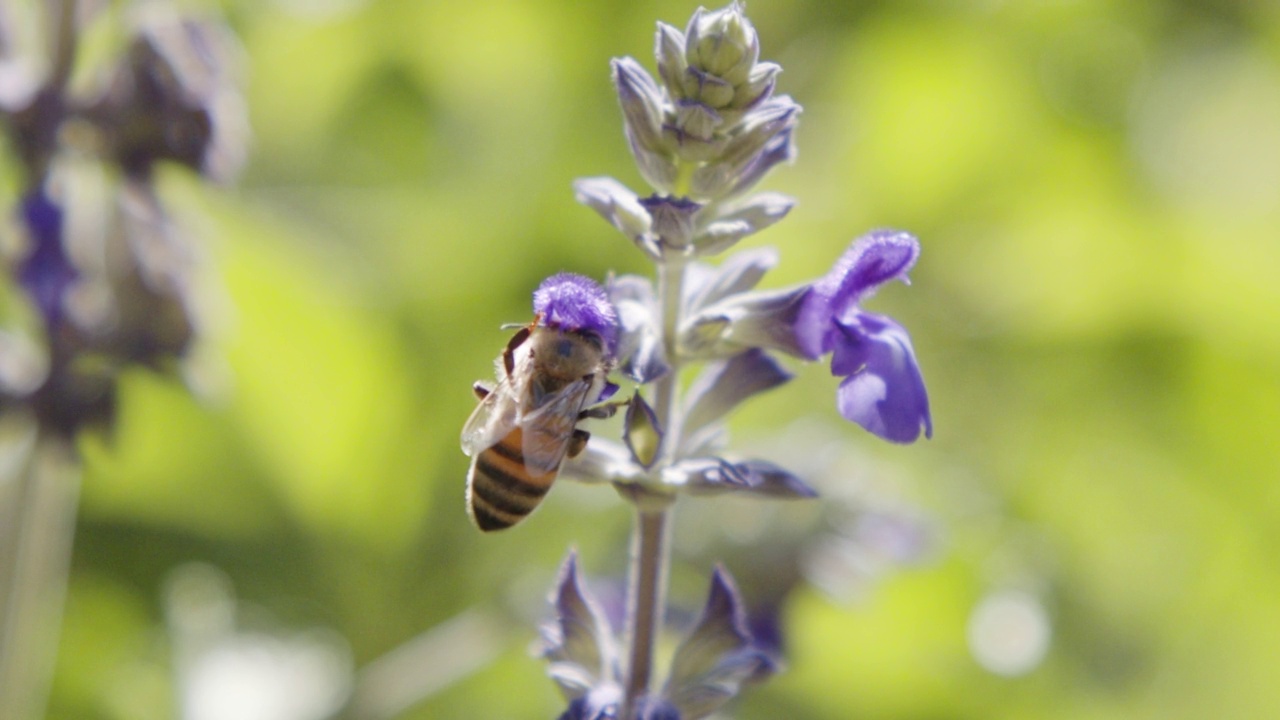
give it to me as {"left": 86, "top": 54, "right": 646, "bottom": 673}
{"left": 685, "top": 3, "right": 760, "bottom": 85}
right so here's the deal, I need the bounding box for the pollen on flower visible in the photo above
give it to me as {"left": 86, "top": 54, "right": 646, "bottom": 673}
{"left": 533, "top": 272, "right": 620, "bottom": 353}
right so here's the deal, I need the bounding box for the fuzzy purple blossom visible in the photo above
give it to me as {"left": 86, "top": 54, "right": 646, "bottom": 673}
{"left": 795, "top": 230, "right": 932, "bottom": 443}
{"left": 534, "top": 272, "right": 620, "bottom": 354}
{"left": 17, "top": 190, "right": 77, "bottom": 329}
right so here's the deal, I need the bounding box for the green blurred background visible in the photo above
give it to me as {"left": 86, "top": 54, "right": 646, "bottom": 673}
{"left": 32, "top": 0, "right": 1280, "bottom": 718}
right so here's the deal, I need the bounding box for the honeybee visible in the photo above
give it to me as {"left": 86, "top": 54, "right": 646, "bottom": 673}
{"left": 461, "top": 318, "right": 617, "bottom": 532}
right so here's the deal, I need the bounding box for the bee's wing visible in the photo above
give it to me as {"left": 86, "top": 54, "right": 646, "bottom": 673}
{"left": 460, "top": 377, "right": 520, "bottom": 457}
{"left": 520, "top": 378, "right": 593, "bottom": 474}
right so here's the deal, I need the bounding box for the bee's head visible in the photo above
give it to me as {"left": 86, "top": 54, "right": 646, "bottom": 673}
{"left": 530, "top": 326, "right": 606, "bottom": 378}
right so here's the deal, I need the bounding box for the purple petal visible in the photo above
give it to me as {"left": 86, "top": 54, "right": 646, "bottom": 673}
{"left": 831, "top": 313, "right": 932, "bottom": 443}
{"left": 794, "top": 230, "right": 920, "bottom": 358}
{"left": 534, "top": 273, "right": 620, "bottom": 355}
{"left": 17, "top": 190, "right": 77, "bottom": 328}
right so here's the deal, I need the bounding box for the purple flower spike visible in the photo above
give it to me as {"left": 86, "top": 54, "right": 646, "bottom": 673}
{"left": 534, "top": 272, "right": 620, "bottom": 355}
{"left": 795, "top": 230, "right": 931, "bottom": 443}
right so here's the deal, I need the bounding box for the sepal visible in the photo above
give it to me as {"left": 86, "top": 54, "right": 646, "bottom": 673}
{"left": 689, "top": 219, "right": 751, "bottom": 258}
{"left": 732, "top": 62, "right": 781, "bottom": 111}
{"left": 690, "top": 97, "right": 798, "bottom": 199}
{"left": 624, "top": 390, "right": 664, "bottom": 469}
{"left": 629, "top": 127, "right": 681, "bottom": 194}
{"left": 574, "top": 178, "right": 661, "bottom": 260}
{"left": 722, "top": 127, "right": 796, "bottom": 200}
{"left": 681, "top": 349, "right": 791, "bottom": 447}
{"left": 688, "top": 189, "right": 794, "bottom": 256}
{"left": 612, "top": 57, "right": 668, "bottom": 156}
{"left": 561, "top": 438, "right": 646, "bottom": 485}
{"left": 541, "top": 552, "right": 618, "bottom": 699}
{"left": 671, "top": 458, "right": 817, "bottom": 499}
{"left": 664, "top": 567, "right": 778, "bottom": 720}
{"left": 655, "top": 23, "right": 688, "bottom": 93}
{"left": 608, "top": 275, "right": 669, "bottom": 383}
{"left": 681, "top": 285, "right": 811, "bottom": 360}
{"left": 684, "top": 246, "right": 779, "bottom": 314}
{"left": 639, "top": 195, "right": 702, "bottom": 250}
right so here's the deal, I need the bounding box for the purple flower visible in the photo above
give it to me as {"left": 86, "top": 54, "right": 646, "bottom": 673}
{"left": 534, "top": 273, "right": 620, "bottom": 355}
{"left": 795, "top": 230, "right": 932, "bottom": 443}
{"left": 16, "top": 190, "right": 78, "bottom": 329}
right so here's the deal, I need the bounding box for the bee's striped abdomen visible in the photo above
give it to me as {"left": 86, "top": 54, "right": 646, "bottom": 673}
{"left": 467, "top": 427, "right": 558, "bottom": 532}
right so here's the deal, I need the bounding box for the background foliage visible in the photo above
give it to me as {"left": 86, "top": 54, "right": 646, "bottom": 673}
{"left": 19, "top": 0, "right": 1279, "bottom": 718}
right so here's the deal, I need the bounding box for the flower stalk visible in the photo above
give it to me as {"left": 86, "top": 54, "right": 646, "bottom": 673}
{"left": 483, "top": 4, "right": 932, "bottom": 718}
{"left": 0, "top": 2, "right": 246, "bottom": 718}
{"left": 623, "top": 507, "right": 671, "bottom": 719}
{"left": 0, "top": 432, "right": 81, "bottom": 720}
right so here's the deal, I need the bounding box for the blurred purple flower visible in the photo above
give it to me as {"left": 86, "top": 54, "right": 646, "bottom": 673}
{"left": 16, "top": 190, "right": 77, "bottom": 329}
{"left": 795, "top": 230, "right": 932, "bottom": 443}
{"left": 534, "top": 273, "right": 620, "bottom": 355}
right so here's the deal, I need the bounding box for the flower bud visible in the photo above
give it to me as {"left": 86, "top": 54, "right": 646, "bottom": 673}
{"left": 655, "top": 23, "right": 688, "bottom": 93}
{"left": 684, "top": 3, "right": 760, "bottom": 88}
{"left": 613, "top": 58, "right": 668, "bottom": 156}
{"left": 624, "top": 390, "right": 664, "bottom": 469}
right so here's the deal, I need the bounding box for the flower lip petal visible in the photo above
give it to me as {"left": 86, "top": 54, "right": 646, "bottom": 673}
{"left": 831, "top": 312, "right": 932, "bottom": 443}
{"left": 534, "top": 273, "right": 620, "bottom": 355}
{"left": 794, "top": 230, "right": 919, "bottom": 358}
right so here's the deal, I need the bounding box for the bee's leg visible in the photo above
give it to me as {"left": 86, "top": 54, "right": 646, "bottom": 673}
{"left": 472, "top": 381, "right": 493, "bottom": 400}
{"left": 503, "top": 325, "right": 532, "bottom": 377}
{"left": 567, "top": 428, "right": 591, "bottom": 459}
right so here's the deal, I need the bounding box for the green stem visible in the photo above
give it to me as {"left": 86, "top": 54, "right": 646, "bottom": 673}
{"left": 622, "top": 508, "right": 670, "bottom": 718}
{"left": 621, "top": 256, "right": 686, "bottom": 720}
{"left": 0, "top": 429, "right": 81, "bottom": 720}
